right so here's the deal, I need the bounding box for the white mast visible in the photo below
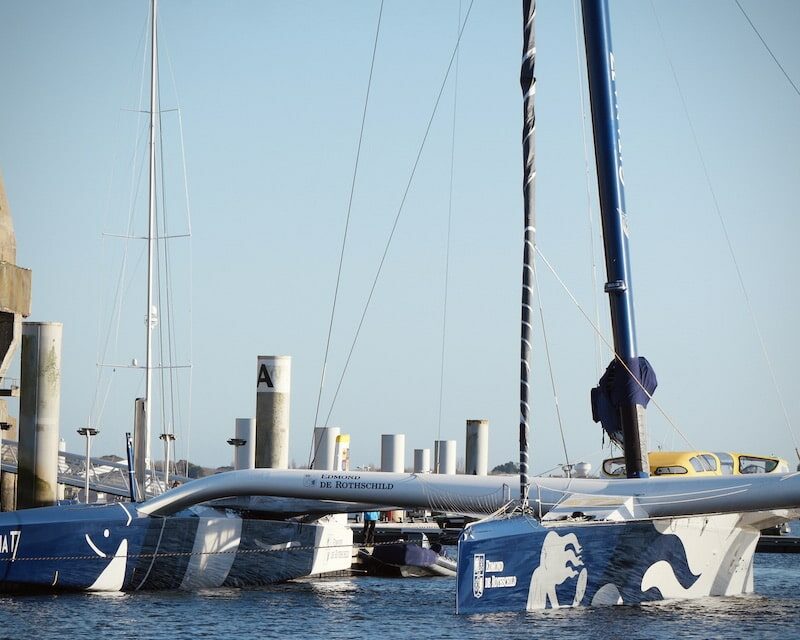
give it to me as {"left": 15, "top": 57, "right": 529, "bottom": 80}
{"left": 144, "top": 0, "right": 158, "bottom": 486}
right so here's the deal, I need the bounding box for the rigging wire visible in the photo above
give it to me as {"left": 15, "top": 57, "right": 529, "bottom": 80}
{"left": 179, "top": 107, "right": 194, "bottom": 479}
{"left": 308, "top": 0, "right": 385, "bottom": 468}
{"left": 435, "top": 0, "right": 462, "bottom": 474}
{"left": 571, "top": 0, "right": 604, "bottom": 381}
{"left": 531, "top": 254, "right": 571, "bottom": 474}
{"left": 155, "top": 70, "right": 169, "bottom": 480}
{"left": 93, "top": 15, "right": 151, "bottom": 426}
{"left": 734, "top": 0, "right": 800, "bottom": 99}
{"left": 323, "top": 0, "right": 477, "bottom": 428}
{"left": 161, "top": 25, "right": 194, "bottom": 478}
{"left": 650, "top": 1, "right": 799, "bottom": 459}
{"left": 534, "top": 247, "right": 697, "bottom": 451}
{"left": 162, "top": 36, "right": 195, "bottom": 477}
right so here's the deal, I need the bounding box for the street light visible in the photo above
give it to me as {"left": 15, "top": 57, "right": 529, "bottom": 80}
{"left": 159, "top": 432, "right": 176, "bottom": 489}
{"left": 77, "top": 427, "right": 99, "bottom": 504}
{"left": 227, "top": 438, "right": 246, "bottom": 470}
{"left": 0, "top": 422, "right": 11, "bottom": 511}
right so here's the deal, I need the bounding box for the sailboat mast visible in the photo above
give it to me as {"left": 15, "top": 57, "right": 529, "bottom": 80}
{"left": 144, "top": 0, "right": 158, "bottom": 485}
{"left": 581, "top": 0, "right": 650, "bottom": 478}
{"left": 518, "top": 0, "right": 536, "bottom": 507}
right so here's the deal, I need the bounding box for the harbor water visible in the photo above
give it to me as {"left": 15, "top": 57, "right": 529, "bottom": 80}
{"left": 0, "top": 553, "right": 798, "bottom": 639}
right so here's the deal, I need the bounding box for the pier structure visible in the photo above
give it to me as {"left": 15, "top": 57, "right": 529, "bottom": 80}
{"left": 0, "top": 173, "right": 32, "bottom": 511}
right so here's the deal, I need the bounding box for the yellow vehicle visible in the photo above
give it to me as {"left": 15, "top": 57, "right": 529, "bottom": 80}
{"left": 601, "top": 451, "right": 789, "bottom": 478}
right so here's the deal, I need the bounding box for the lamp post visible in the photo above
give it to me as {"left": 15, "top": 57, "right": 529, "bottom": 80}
{"left": 227, "top": 438, "right": 246, "bottom": 470}
{"left": 159, "top": 432, "right": 176, "bottom": 490}
{"left": 0, "top": 422, "right": 10, "bottom": 511}
{"left": 76, "top": 427, "right": 99, "bottom": 504}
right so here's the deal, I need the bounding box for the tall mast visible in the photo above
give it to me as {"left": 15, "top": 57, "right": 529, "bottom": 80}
{"left": 582, "top": 0, "right": 651, "bottom": 478}
{"left": 144, "top": 0, "right": 158, "bottom": 485}
{"left": 518, "top": 0, "right": 536, "bottom": 507}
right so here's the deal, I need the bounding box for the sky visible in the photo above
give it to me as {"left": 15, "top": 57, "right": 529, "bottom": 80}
{"left": 0, "top": 0, "right": 798, "bottom": 475}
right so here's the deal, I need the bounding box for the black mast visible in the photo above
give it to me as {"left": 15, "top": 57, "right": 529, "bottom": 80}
{"left": 519, "top": 0, "right": 536, "bottom": 504}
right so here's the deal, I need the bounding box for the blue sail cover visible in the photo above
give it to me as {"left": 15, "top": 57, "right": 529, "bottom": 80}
{"left": 591, "top": 357, "right": 657, "bottom": 445}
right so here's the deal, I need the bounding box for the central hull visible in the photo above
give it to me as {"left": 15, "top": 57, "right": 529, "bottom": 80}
{"left": 456, "top": 512, "right": 759, "bottom": 613}
{"left": 0, "top": 502, "right": 352, "bottom": 592}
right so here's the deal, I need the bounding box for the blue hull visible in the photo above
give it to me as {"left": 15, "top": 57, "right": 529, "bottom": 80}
{"left": 456, "top": 514, "right": 758, "bottom": 613}
{"left": 0, "top": 502, "right": 333, "bottom": 592}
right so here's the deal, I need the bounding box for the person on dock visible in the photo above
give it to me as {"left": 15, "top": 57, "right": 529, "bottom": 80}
{"left": 363, "top": 510, "right": 379, "bottom": 546}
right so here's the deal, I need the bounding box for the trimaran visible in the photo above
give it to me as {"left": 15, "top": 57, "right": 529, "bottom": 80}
{"left": 1, "top": 0, "right": 798, "bottom": 613}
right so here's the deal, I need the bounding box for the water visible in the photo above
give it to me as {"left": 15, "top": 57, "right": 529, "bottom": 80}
{"left": 1, "top": 554, "right": 799, "bottom": 639}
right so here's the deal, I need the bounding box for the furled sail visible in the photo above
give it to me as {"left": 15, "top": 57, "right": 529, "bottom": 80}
{"left": 591, "top": 357, "right": 657, "bottom": 445}
{"left": 518, "top": 0, "right": 536, "bottom": 505}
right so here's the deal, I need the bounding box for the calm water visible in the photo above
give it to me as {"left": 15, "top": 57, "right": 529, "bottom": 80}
{"left": 1, "top": 554, "right": 799, "bottom": 639}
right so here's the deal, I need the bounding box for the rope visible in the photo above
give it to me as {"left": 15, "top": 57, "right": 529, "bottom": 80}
{"left": 310, "top": 1, "right": 385, "bottom": 467}
{"left": 0, "top": 539, "right": 426, "bottom": 565}
{"left": 650, "top": 1, "right": 799, "bottom": 458}
{"left": 323, "top": 0, "right": 477, "bottom": 427}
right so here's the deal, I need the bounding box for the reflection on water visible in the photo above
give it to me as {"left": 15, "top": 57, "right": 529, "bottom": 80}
{"left": 0, "top": 555, "right": 798, "bottom": 639}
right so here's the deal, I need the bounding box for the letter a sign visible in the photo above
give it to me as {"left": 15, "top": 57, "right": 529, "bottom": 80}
{"left": 257, "top": 356, "right": 291, "bottom": 393}
{"left": 258, "top": 364, "right": 274, "bottom": 389}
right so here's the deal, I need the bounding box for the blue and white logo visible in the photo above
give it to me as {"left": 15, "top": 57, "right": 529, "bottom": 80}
{"left": 473, "top": 553, "right": 485, "bottom": 598}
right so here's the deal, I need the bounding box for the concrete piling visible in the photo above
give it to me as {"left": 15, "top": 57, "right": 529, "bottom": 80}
{"left": 334, "top": 434, "right": 350, "bottom": 471}
{"left": 255, "top": 355, "right": 291, "bottom": 468}
{"left": 434, "top": 439, "right": 456, "bottom": 475}
{"left": 381, "top": 434, "right": 405, "bottom": 473}
{"left": 232, "top": 418, "right": 255, "bottom": 470}
{"left": 311, "top": 426, "right": 340, "bottom": 471}
{"left": 465, "top": 419, "right": 489, "bottom": 476}
{"left": 17, "top": 322, "right": 62, "bottom": 509}
{"left": 413, "top": 448, "right": 431, "bottom": 474}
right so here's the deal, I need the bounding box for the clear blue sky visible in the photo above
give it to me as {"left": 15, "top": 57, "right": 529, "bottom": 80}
{"left": 1, "top": 0, "right": 798, "bottom": 474}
